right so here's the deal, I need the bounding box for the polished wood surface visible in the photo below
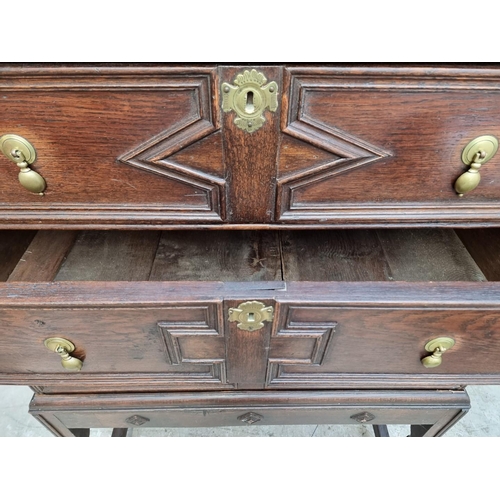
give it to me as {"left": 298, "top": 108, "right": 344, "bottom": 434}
{"left": 29, "top": 389, "right": 470, "bottom": 435}
{"left": 279, "top": 66, "right": 500, "bottom": 225}
{"left": 1, "top": 229, "right": 500, "bottom": 394}
{"left": 2, "top": 63, "right": 500, "bottom": 437}
{"left": 0, "top": 66, "right": 223, "bottom": 227}
{"left": 2, "top": 65, "right": 500, "bottom": 228}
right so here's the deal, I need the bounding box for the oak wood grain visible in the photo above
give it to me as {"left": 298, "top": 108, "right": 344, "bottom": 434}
{"left": 278, "top": 65, "right": 500, "bottom": 226}
{"left": 282, "top": 230, "right": 391, "bottom": 281}
{"left": 0, "top": 67, "right": 223, "bottom": 226}
{"left": 8, "top": 231, "right": 77, "bottom": 282}
{"left": 55, "top": 231, "right": 160, "bottom": 281}
{"left": 28, "top": 389, "right": 469, "bottom": 430}
{"left": 0, "top": 230, "right": 36, "bottom": 281}
{"left": 149, "top": 231, "right": 281, "bottom": 281}
{"left": 221, "top": 66, "right": 281, "bottom": 223}
{"left": 455, "top": 228, "right": 500, "bottom": 281}
{"left": 377, "top": 228, "right": 486, "bottom": 282}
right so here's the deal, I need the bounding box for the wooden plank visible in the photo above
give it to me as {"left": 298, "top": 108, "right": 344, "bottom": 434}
{"left": 55, "top": 231, "right": 160, "bottom": 281}
{"left": 455, "top": 229, "right": 500, "bottom": 281}
{"left": 281, "top": 230, "right": 391, "bottom": 281}
{"left": 7, "top": 231, "right": 77, "bottom": 282}
{"left": 377, "top": 229, "right": 486, "bottom": 282}
{"left": 149, "top": 231, "right": 282, "bottom": 281}
{"left": 0, "top": 230, "right": 36, "bottom": 281}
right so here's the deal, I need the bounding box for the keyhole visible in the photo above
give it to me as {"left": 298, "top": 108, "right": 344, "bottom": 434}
{"left": 245, "top": 91, "right": 254, "bottom": 113}
{"left": 247, "top": 312, "right": 255, "bottom": 323}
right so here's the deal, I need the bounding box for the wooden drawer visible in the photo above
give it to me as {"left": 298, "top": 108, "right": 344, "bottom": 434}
{"left": 1, "top": 227, "right": 500, "bottom": 393}
{"left": 0, "top": 66, "right": 224, "bottom": 226}
{"left": 29, "top": 390, "right": 470, "bottom": 437}
{"left": 278, "top": 66, "right": 500, "bottom": 226}
{"left": 2, "top": 65, "right": 500, "bottom": 228}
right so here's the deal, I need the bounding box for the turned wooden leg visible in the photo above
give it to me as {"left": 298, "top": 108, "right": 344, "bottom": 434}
{"left": 69, "top": 428, "right": 90, "bottom": 437}
{"left": 111, "top": 428, "right": 128, "bottom": 437}
{"left": 373, "top": 424, "right": 390, "bottom": 437}
{"left": 409, "top": 424, "right": 433, "bottom": 437}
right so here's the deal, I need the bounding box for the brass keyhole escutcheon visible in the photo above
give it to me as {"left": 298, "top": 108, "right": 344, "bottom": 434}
{"left": 454, "top": 135, "right": 498, "bottom": 196}
{"left": 228, "top": 301, "right": 274, "bottom": 331}
{"left": 222, "top": 69, "right": 278, "bottom": 133}
{"left": 44, "top": 337, "right": 83, "bottom": 371}
{"left": 0, "top": 134, "right": 46, "bottom": 195}
{"left": 421, "top": 337, "right": 455, "bottom": 368}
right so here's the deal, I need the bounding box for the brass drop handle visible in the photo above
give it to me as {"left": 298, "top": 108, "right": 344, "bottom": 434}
{"left": 44, "top": 337, "right": 83, "bottom": 371}
{"left": 454, "top": 135, "right": 498, "bottom": 196}
{"left": 421, "top": 337, "right": 455, "bottom": 368}
{"left": 0, "top": 134, "right": 46, "bottom": 195}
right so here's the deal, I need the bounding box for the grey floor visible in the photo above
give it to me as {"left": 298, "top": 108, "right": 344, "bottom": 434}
{"left": 2, "top": 384, "right": 500, "bottom": 437}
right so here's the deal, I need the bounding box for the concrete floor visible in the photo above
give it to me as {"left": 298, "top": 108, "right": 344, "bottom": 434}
{"left": 2, "top": 384, "right": 500, "bottom": 437}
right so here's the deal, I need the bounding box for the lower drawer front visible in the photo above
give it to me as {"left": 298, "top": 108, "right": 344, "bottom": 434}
{"left": 30, "top": 390, "right": 469, "bottom": 431}
{"left": 3, "top": 282, "right": 500, "bottom": 392}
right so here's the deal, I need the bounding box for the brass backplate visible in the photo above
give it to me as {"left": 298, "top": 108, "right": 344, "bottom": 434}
{"left": 44, "top": 337, "right": 76, "bottom": 354}
{"left": 228, "top": 300, "right": 274, "bottom": 331}
{"left": 424, "top": 337, "right": 455, "bottom": 353}
{"left": 0, "top": 134, "right": 37, "bottom": 164}
{"left": 222, "top": 69, "right": 278, "bottom": 133}
{"left": 462, "top": 135, "right": 498, "bottom": 165}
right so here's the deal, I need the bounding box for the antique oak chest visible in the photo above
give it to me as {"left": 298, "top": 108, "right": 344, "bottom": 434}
{"left": 1, "top": 64, "right": 500, "bottom": 437}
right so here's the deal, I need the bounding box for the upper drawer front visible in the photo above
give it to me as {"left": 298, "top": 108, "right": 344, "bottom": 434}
{"left": 279, "top": 66, "right": 500, "bottom": 226}
{"left": 0, "top": 67, "right": 224, "bottom": 226}
{"left": 3, "top": 65, "right": 500, "bottom": 228}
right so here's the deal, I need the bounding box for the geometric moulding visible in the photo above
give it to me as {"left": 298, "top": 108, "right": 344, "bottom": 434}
{"left": 158, "top": 304, "right": 228, "bottom": 385}
{"left": 119, "top": 75, "right": 226, "bottom": 220}
{"left": 266, "top": 306, "right": 337, "bottom": 386}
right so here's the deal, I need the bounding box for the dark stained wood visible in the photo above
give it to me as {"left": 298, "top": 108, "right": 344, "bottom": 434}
{"left": 279, "top": 66, "right": 500, "bottom": 226}
{"left": 0, "top": 301, "right": 232, "bottom": 387}
{"left": 69, "top": 428, "right": 90, "bottom": 437}
{"left": 2, "top": 65, "right": 500, "bottom": 227}
{"left": 3, "top": 280, "right": 500, "bottom": 308}
{"left": 373, "top": 425, "right": 390, "bottom": 437}
{"left": 55, "top": 231, "right": 160, "bottom": 281}
{"left": 28, "top": 389, "right": 470, "bottom": 431}
{"left": 169, "top": 131, "right": 225, "bottom": 178}
{"left": 2, "top": 281, "right": 500, "bottom": 392}
{"left": 282, "top": 230, "right": 391, "bottom": 281}
{"left": 225, "top": 299, "right": 275, "bottom": 390}
{"left": 4, "top": 64, "right": 500, "bottom": 440}
{"left": 376, "top": 229, "right": 486, "bottom": 282}
{"left": 0, "top": 230, "right": 36, "bottom": 281}
{"left": 221, "top": 66, "right": 282, "bottom": 223}
{"left": 111, "top": 428, "right": 128, "bottom": 437}
{"left": 410, "top": 424, "right": 433, "bottom": 437}
{"left": 278, "top": 134, "right": 340, "bottom": 179}
{"left": 157, "top": 303, "right": 228, "bottom": 386}
{"left": 267, "top": 302, "right": 500, "bottom": 389}
{"left": 149, "top": 231, "right": 281, "bottom": 281}
{"left": 456, "top": 228, "right": 500, "bottom": 281}
{"left": 0, "top": 66, "right": 224, "bottom": 226}
{"left": 281, "top": 228, "right": 484, "bottom": 282}
{"left": 8, "top": 231, "right": 77, "bottom": 282}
